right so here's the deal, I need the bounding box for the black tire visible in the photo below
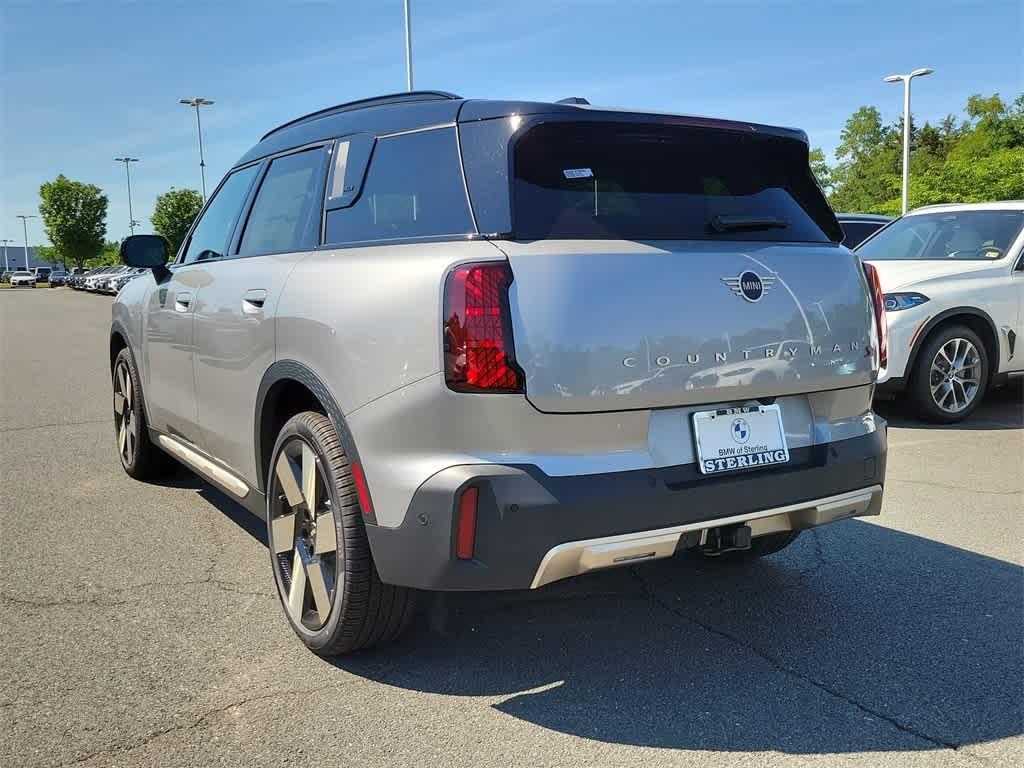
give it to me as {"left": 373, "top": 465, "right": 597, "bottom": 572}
{"left": 267, "top": 411, "right": 416, "bottom": 656}
{"left": 702, "top": 530, "right": 801, "bottom": 562}
{"left": 908, "top": 324, "right": 989, "bottom": 423}
{"left": 112, "top": 347, "right": 173, "bottom": 480}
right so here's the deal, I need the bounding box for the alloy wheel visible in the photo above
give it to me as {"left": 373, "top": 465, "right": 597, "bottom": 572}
{"left": 268, "top": 438, "right": 340, "bottom": 631}
{"left": 929, "top": 337, "right": 981, "bottom": 414}
{"left": 113, "top": 361, "right": 136, "bottom": 466}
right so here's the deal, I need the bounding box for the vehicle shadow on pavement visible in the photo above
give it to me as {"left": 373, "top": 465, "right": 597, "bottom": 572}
{"left": 875, "top": 379, "right": 1023, "bottom": 431}
{"left": 154, "top": 467, "right": 269, "bottom": 547}
{"left": 332, "top": 521, "right": 1023, "bottom": 754}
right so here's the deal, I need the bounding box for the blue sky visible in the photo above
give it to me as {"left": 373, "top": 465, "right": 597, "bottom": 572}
{"left": 1, "top": 0, "right": 1020, "bottom": 246}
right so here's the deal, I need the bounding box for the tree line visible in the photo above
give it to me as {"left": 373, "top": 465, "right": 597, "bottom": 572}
{"left": 29, "top": 90, "right": 1022, "bottom": 267}
{"left": 35, "top": 179, "right": 202, "bottom": 269}
{"left": 811, "top": 91, "right": 1023, "bottom": 215}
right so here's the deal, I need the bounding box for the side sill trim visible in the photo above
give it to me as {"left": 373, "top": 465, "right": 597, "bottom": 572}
{"left": 530, "top": 484, "right": 883, "bottom": 589}
{"left": 154, "top": 433, "right": 251, "bottom": 500}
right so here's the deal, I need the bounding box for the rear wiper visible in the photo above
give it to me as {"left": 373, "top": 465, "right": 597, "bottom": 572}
{"left": 709, "top": 215, "right": 789, "bottom": 233}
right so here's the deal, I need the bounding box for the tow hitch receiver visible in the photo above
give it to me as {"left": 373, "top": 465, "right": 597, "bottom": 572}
{"left": 698, "top": 524, "right": 752, "bottom": 556}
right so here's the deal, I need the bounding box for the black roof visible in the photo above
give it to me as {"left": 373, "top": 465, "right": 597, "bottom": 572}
{"left": 234, "top": 91, "right": 812, "bottom": 169}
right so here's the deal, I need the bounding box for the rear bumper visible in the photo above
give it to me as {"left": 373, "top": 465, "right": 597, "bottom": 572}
{"left": 365, "top": 427, "right": 886, "bottom": 591}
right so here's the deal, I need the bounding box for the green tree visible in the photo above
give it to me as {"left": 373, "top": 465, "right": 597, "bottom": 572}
{"left": 37, "top": 175, "right": 108, "bottom": 269}
{"left": 33, "top": 244, "right": 61, "bottom": 268}
{"left": 86, "top": 240, "right": 122, "bottom": 267}
{"left": 809, "top": 147, "right": 832, "bottom": 193}
{"left": 151, "top": 188, "right": 203, "bottom": 257}
{"left": 820, "top": 92, "right": 1024, "bottom": 214}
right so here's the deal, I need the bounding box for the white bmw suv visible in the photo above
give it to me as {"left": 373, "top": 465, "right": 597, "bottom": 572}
{"left": 858, "top": 202, "right": 1024, "bottom": 422}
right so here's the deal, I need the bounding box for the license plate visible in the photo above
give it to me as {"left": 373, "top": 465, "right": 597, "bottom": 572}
{"left": 692, "top": 404, "right": 790, "bottom": 475}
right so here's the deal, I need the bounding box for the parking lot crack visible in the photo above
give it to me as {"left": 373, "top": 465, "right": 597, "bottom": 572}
{"left": 53, "top": 683, "right": 341, "bottom": 767}
{"left": 0, "top": 418, "right": 109, "bottom": 435}
{"left": 1, "top": 577, "right": 274, "bottom": 610}
{"left": 630, "top": 569, "right": 968, "bottom": 754}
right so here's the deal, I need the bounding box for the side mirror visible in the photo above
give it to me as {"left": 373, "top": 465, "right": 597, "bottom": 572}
{"left": 120, "top": 235, "right": 169, "bottom": 268}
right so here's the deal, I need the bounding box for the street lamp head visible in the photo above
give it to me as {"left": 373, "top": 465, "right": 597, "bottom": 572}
{"left": 883, "top": 75, "right": 904, "bottom": 83}
{"left": 911, "top": 67, "right": 934, "bottom": 78}
{"left": 180, "top": 97, "right": 215, "bottom": 107}
{"left": 114, "top": 157, "right": 140, "bottom": 163}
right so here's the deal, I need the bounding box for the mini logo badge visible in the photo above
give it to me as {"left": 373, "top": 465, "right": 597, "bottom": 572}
{"left": 722, "top": 270, "right": 776, "bottom": 303}
{"left": 731, "top": 418, "right": 750, "bottom": 444}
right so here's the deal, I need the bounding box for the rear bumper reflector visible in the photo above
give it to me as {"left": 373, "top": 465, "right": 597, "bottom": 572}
{"left": 456, "top": 486, "right": 479, "bottom": 560}
{"left": 351, "top": 462, "right": 374, "bottom": 518}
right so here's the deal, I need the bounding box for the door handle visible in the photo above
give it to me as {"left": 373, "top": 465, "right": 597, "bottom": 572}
{"left": 174, "top": 292, "right": 193, "bottom": 312}
{"left": 242, "top": 289, "right": 268, "bottom": 314}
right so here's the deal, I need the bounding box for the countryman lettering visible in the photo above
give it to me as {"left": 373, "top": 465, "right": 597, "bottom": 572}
{"left": 622, "top": 340, "right": 864, "bottom": 368}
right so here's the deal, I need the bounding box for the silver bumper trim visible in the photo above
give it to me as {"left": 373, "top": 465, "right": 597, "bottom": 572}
{"left": 530, "top": 484, "right": 883, "bottom": 588}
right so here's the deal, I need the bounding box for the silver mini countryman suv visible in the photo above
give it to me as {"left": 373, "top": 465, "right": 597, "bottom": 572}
{"left": 111, "top": 91, "right": 888, "bottom": 655}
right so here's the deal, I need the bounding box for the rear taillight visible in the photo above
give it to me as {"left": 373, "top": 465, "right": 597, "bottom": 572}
{"left": 862, "top": 262, "right": 888, "bottom": 370}
{"left": 443, "top": 262, "right": 524, "bottom": 392}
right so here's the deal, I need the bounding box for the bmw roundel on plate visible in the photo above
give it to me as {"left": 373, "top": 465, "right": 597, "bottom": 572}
{"left": 692, "top": 405, "right": 791, "bottom": 475}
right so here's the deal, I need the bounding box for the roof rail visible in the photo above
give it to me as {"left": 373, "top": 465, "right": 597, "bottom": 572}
{"left": 556, "top": 96, "right": 590, "bottom": 105}
{"left": 260, "top": 90, "right": 462, "bottom": 141}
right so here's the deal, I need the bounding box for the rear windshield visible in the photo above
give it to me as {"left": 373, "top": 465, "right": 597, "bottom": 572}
{"left": 856, "top": 210, "right": 1024, "bottom": 260}
{"left": 512, "top": 122, "right": 839, "bottom": 242}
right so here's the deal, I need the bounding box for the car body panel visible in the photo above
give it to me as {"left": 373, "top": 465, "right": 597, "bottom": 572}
{"left": 345, "top": 369, "right": 881, "bottom": 528}
{"left": 495, "top": 239, "right": 876, "bottom": 413}
{"left": 191, "top": 253, "right": 306, "bottom": 485}
{"left": 274, "top": 240, "right": 503, "bottom": 419}
{"left": 140, "top": 268, "right": 206, "bottom": 442}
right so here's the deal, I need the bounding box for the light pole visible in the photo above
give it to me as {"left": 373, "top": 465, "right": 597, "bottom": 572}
{"left": 404, "top": 0, "right": 413, "bottom": 91}
{"left": 884, "top": 67, "right": 933, "bottom": 215}
{"left": 179, "top": 97, "right": 214, "bottom": 201}
{"left": 114, "top": 157, "right": 140, "bottom": 235}
{"left": 16, "top": 215, "right": 36, "bottom": 269}
{"left": 1, "top": 239, "right": 11, "bottom": 272}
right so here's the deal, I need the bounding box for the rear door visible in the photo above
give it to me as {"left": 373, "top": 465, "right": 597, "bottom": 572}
{"left": 496, "top": 119, "right": 875, "bottom": 413}
{"left": 192, "top": 145, "right": 328, "bottom": 484}
{"left": 143, "top": 165, "right": 259, "bottom": 442}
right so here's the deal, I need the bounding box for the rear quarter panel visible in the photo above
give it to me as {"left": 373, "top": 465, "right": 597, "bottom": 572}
{"left": 275, "top": 240, "right": 504, "bottom": 416}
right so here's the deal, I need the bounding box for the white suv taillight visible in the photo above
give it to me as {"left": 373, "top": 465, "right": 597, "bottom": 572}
{"left": 443, "top": 262, "right": 524, "bottom": 393}
{"left": 862, "top": 262, "right": 888, "bottom": 371}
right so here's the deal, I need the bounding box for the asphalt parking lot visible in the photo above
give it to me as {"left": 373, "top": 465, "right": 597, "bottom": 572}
{"left": 2, "top": 288, "right": 1021, "bottom": 768}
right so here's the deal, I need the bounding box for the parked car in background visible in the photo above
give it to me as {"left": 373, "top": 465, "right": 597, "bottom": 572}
{"left": 66, "top": 268, "right": 87, "bottom": 289}
{"left": 857, "top": 202, "right": 1024, "bottom": 422}
{"left": 95, "top": 267, "right": 129, "bottom": 293}
{"left": 1, "top": 270, "right": 15, "bottom": 283}
{"left": 110, "top": 268, "right": 146, "bottom": 294}
{"left": 9, "top": 270, "right": 36, "bottom": 287}
{"left": 85, "top": 267, "right": 119, "bottom": 291}
{"left": 69, "top": 268, "right": 92, "bottom": 289}
{"left": 33, "top": 267, "right": 52, "bottom": 283}
{"left": 837, "top": 213, "right": 893, "bottom": 248}
{"left": 110, "top": 91, "right": 888, "bottom": 656}
{"left": 48, "top": 270, "right": 67, "bottom": 287}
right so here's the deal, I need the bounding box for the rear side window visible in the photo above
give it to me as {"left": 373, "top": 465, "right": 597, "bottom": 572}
{"left": 181, "top": 165, "right": 259, "bottom": 263}
{"left": 512, "top": 122, "right": 838, "bottom": 242}
{"left": 324, "top": 128, "right": 473, "bottom": 244}
{"left": 238, "top": 148, "right": 327, "bottom": 255}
